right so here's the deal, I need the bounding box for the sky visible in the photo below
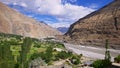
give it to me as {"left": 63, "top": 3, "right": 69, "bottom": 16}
{"left": 0, "top": 0, "right": 113, "bottom": 28}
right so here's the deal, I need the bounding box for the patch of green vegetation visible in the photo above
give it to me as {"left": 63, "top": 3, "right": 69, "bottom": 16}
{"left": 114, "top": 55, "right": 120, "bottom": 63}
{"left": 56, "top": 51, "right": 72, "bottom": 59}
{"left": 0, "top": 33, "right": 82, "bottom": 68}
{"left": 37, "top": 48, "right": 46, "bottom": 52}
{"left": 70, "top": 55, "right": 81, "bottom": 65}
{"left": 10, "top": 45, "right": 21, "bottom": 51}
{"left": 92, "top": 59, "right": 111, "bottom": 68}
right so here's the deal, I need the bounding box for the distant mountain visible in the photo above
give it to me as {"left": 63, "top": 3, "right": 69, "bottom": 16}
{"left": 57, "top": 27, "right": 68, "bottom": 33}
{"left": 0, "top": 2, "right": 61, "bottom": 38}
{"left": 64, "top": 0, "right": 120, "bottom": 49}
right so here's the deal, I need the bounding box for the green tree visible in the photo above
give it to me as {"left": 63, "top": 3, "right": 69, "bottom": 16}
{"left": 92, "top": 39, "right": 111, "bottom": 68}
{"left": 19, "top": 37, "right": 32, "bottom": 68}
{"left": 105, "top": 39, "right": 111, "bottom": 61}
{"left": 44, "top": 46, "right": 53, "bottom": 63}
{"left": 0, "top": 40, "right": 15, "bottom": 68}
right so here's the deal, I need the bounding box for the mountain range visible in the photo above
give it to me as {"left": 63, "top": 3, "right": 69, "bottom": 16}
{"left": 0, "top": 0, "right": 120, "bottom": 49}
{"left": 0, "top": 2, "right": 61, "bottom": 38}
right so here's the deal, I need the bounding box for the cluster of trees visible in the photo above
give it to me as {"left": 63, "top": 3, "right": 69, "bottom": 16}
{"left": 0, "top": 33, "right": 81, "bottom": 68}
{"left": 0, "top": 40, "right": 15, "bottom": 68}
{"left": 0, "top": 33, "right": 23, "bottom": 68}
{"left": 0, "top": 33, "right": 32, "bottom": 68}
{"left": 30, "top": 47, "right": 81, "bottom": 65}
{"left": 30, "top": 46, "right": 53, "bottom": 65}
{"left": 0, "top": 33, "right": 22, "bottom": 40}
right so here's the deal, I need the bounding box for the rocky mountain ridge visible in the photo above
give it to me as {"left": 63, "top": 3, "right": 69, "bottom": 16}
{"left": 64, "top": 0, "right": 120, "bottom": 49}
{"left": 0, "top": 2, "right": 61, "bottom": 38}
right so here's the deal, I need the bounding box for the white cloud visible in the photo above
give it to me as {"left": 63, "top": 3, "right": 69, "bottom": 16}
{"left": 13, "top": 2, "right": 17, "bottom": 5}
{"left": 48, "top": 22, "right": 71, "bottom": 28}
{"left": 35, "top": 0, "right": 65, "bottom": 16}
{"left": 62, "top": 4, "right": 94, "bottom": 20}
{"left": 0, "top": 0, "right": 95, "bottom": 28}
{"left": 20, "top": 2, "right": 27, "bottom": 7}
{"left": 33, "top": 0, "right": 94, "bottom": 27}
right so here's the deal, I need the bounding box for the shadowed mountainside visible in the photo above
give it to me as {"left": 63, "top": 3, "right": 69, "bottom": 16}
{"left": 64, "top": 0, "right": 120, "bottom": 49}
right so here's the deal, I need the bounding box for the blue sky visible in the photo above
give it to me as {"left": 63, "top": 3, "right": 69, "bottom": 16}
{"left": 69, "top": 0, "right": 113, "bottom": 9}
{"left": 0, "top": 0, "right": 113, "bottom": 28}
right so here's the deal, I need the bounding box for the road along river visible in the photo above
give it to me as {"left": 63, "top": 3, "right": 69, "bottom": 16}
{"left": 64, "top": 43, "right": 120, "bottom": 61}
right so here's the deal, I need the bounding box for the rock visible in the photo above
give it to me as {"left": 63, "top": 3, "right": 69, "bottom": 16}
{"left": 0, "top": 2, "right": 61, "bottom": 39}
{"left": 64, "top": 0, "right": 120, "bottom": 49}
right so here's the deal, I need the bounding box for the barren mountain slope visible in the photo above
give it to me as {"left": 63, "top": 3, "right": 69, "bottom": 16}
{"left": 64, "top": 0, "right": 120, "bottom": 49}
{"left": 0, "top": 2, "right": 61, "bottom": 38}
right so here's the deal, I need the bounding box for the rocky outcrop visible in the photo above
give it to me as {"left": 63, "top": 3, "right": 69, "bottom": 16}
{"left": 64, "top": 0, "right": 120, "bottom": 49}
{"left": 0, "top": 2, "right": 61, "bottom": 38}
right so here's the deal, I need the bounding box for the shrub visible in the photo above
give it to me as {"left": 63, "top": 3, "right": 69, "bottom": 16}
{"left": 92, "top": 60, "right": 102, "bottom": 68}
{"left": 70, "top": 55, "right": 81, "bottom": 65}
{"left": 114, "top": 55, "right": 120, "bottom": 63}
{"left": 30, "top": 53, "right": 40, "bottom": 60}
{"left": 92, "top": 59, "right": 111, "bottom": 68}
{"left": 56, "top": 51, "right": 71, "bottom": 59}
{"left": 47, "top": 61, "right": 53, "bottom": 65}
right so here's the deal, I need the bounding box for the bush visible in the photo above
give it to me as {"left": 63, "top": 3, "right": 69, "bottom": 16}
{"left": 92, "top": 59, "right": 111, "bottom": 68}
{"left": 56, "top": 51, "right": 71, "bottom": 59}
{"left": 30, "top": 53, "right": 40, "bottom": 60}
{"left": 39, "top": 47, "right": 53, "bottom": 63}
{"left": 92, "top": 60, "right": 102, "bottom": 68}
{"left": 79, "top": 54, "right": 83, "bottom": 58}
{"left": 47, "top": 61, "right": 53, "bottom": 65}
{"left": 70, "top": 55, "right": 81, "bottom": 65}
{"left": 114, "top": 55, "right": 120, "bottom": 63}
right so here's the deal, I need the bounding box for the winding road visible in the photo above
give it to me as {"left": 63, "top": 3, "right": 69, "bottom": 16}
{"left": 64, "top": 43, "right": 120, "bottom": 61}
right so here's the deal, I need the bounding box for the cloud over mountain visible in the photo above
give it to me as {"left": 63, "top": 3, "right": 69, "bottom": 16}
{"left": 0, "top": 0, "right": 95, "bottom": 28}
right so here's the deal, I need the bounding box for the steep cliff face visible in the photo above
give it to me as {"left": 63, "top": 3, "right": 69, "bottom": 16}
{"left": 0, "top": 2, "right": 61, "bottom": 38}
{"left": 65, "top": 0, "right": 120, "bottom": 49}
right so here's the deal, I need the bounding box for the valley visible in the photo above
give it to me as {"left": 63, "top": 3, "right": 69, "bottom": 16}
{"left": 0, "top": 33, "right": 83, "bottom": 68}
{"left": 0, "top": 0, "right": 120, "bottom": 68}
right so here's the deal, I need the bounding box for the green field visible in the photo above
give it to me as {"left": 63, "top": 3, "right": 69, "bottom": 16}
{"left": 0, "top": 33, "right": 74, "bottom": 68}
{"left": 0, "top": 33, "right": 82, "bottom": 68}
